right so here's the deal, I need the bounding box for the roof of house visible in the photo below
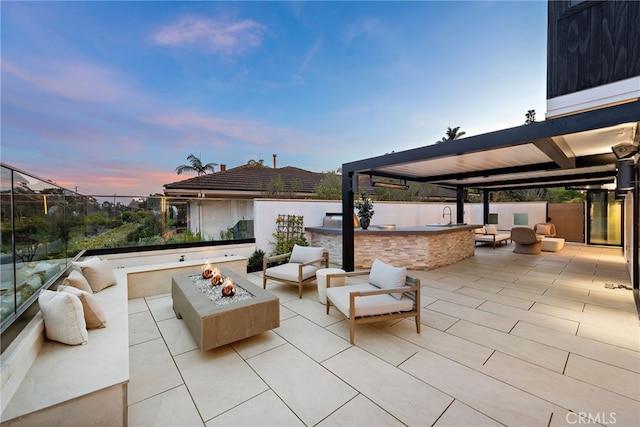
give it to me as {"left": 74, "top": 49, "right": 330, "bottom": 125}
{"left": 163, "top": 165, "right": 328, "bottom": 198}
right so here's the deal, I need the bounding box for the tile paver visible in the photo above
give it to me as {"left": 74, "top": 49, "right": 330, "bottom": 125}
{"left": 128, "top": 243, "right": 639, "bottom": 426}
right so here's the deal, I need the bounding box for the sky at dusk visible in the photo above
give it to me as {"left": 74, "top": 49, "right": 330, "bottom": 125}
{"left": 1, "top": 1, "right": 548, "bottom": 196}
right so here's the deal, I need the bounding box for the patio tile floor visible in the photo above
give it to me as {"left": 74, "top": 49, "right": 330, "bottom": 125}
{"left": 127, "top": 243, "right": 639, "bottom": 426}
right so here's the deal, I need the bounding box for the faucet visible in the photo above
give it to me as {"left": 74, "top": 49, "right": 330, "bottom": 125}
{"left": 442, "top": 206, "right": 452, "bottom": 225}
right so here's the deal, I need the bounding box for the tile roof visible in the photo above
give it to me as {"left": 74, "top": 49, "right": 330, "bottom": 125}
{"left": 163, "top": 165, "right": 327, "bottom": 195}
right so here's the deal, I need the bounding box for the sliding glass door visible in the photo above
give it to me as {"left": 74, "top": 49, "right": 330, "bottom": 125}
{"left": 587, "top": 191, "right": 622, "bottom": 246}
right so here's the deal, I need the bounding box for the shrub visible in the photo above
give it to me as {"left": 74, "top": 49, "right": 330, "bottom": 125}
{"left": 247, "top": 249, "right": 265, "bottom": 273}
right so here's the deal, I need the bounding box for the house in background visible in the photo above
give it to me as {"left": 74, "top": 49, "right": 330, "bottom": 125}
{"left": 163, "top": 163, "right": 328, "bottom": 240}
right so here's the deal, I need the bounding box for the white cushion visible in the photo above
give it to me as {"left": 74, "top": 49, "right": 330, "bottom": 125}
{"left": 536, "top": 224, "right": 552, "bottom": 235}
{"left": 289, "top": 245, "right": 324, "bottom": 264}
{"left": 266, "top": 263, "right": 319, "bottom": 282}
{"left": 72, "top": 256, "right": 101, "bottom": 271}
{"left": 62, "top": 270, "right": 93, "bottom": 293}
{"left": 327, "top": 283, "right": 414, "bottom": 317}
{"left": 484, "top": 225, "right": 498, "bottom": 235}
{"left": 79, "top": 259, "right": 117, "bottom": 293}
{"left": 58, "top": 285, "right": 107, "bottom": 329}
{"left": 369, "top": 259, "right": 407, "bottom": 300}
{"left": 475, "top": 226, "right": 486, "bottom": 234}
{"left": 38, "top": 290, "right": 88, "bottom": 345}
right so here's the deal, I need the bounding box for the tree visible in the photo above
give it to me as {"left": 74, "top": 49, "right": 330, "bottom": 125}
{"left": 259, "top": 176, "right": 302, "bottom": 198}
{"left": 314, "top": 172, "right": 342, "bottom": 200}
{"left": 437, "top": 126, "right": 466, "bottom": 144}
{"left": 525, "top": 109, "right": 536, "bottom": 125}
{"left": 175, "top": 154, "right": 218, "bottom": 175}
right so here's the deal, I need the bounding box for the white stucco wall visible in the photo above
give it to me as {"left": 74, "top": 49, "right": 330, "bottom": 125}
{"left": 253, "top": 199, "right": 547, "bottom": 254}
{"left": 468, "top": 202, "right": 548, "bottom": 231}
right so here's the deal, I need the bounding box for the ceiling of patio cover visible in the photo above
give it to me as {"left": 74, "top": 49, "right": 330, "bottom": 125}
{"left": 343, "top": 100, "right": 640, "bottom": 191}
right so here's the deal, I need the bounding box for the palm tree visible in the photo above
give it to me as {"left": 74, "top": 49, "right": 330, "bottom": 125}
{"left": 175, "top": 154, "right": 218, "bottom": 175}
{"left": 437, "top": 126, "right": 466, "bottom": 144}
{"left": 525, "top": 109, "right": 536, "bottom": 125}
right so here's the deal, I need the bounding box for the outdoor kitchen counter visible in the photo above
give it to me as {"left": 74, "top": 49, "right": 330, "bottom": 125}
{"left": 306, "top": 224, "right": 482, "bottom": 270}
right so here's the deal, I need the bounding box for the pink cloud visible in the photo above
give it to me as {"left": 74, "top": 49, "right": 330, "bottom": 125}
{"left": 141, "top": 111, "right": 299, "bottom": 148}
{"left": 153, "top": 16, "right": 266, "bottom": 55}
{"left": 1, "top": 60, "right": 129, "bottom": 102}
{"left": 8, "top": 157, "right": 177, "bottom": 197}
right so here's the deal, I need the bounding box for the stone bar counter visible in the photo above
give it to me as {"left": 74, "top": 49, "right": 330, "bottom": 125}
{"left": 306, "top": 223, "right": 481, "bottom": 270}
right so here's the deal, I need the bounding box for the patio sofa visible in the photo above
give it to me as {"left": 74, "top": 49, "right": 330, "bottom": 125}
{"left": 1, "top": 258, "right": 129, "bottom": 427}
{"left": 474, "top": 225, "right": 511, "bottom": 248}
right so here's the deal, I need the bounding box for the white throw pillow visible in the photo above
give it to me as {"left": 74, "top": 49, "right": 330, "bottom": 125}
{"left": 58, "top": 285, "right": 107, "bottom": 329}
{"left": 484, "top": 225, "right": 498, "bottom": 235}
{"left": 72, "top": 256, "right": 101, "bottom": 271}
{"left": 289, "top": 244, "right": 324, "bottom": 265}
{"left": 536, "top": 224, "right": 551, "bottom": 235}
{"left": 38, "top": 290, "right": 88, "bottom": 345}
{"left": 80, "top": 259, "right": 117, "bottom": 293}
{"left": 62, "top": 270, "right": 93, "bottom": 293}
{"left": 369, "top": 259, "right": 407, "bottom": 300}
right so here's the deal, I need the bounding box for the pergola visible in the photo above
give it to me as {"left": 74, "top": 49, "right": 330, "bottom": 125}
{"left": 341, "top": 100, "right": 640, "bottom": 288}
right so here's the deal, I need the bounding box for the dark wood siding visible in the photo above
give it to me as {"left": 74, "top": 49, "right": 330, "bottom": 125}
{"left": 547, "top": 1, "right": 640, "bottom": 99}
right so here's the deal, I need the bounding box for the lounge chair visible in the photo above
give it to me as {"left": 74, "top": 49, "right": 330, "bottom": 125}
{"left": 263, "top": 244, "right": 328, "bottom": 298}
{"left": 325, "top": 259, "right": 420, "bottom": 344}
{"left": 511, "top": 227, "right": 543, "bottom": 254}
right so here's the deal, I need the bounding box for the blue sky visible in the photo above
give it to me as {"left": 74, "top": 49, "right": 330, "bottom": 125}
{"left": 1, "top": 1, "right": 547, "bottom": 196}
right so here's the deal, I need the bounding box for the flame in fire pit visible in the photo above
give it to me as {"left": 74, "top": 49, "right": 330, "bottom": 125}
{"left": 221, "top": 276, "right": 236, "bottom": 297}
{"left": 210, "top": 267, "right": 223, "bottom": 286}
{"left": 201, "top": 260, "right": 213, "bottom": 279}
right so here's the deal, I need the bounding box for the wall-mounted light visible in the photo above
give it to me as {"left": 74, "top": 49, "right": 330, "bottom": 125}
{"left": 616, "top": 159, "right": 636, "bottom": 191}
{"left": 612, "top": 143, "right": 638, "bottom": 159}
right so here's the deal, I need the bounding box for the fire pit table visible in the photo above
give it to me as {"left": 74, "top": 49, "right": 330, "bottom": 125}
{"left": 172, "top": 269, "right": 279, "bottom": 351}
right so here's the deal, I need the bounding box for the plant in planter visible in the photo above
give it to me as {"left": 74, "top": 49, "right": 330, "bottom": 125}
{"left": 354, "top": 192, "right": 374, "bottom": 229}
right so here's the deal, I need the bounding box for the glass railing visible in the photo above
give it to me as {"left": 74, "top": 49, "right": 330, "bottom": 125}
{"left": 0, "top": 163, "right": 254, "bottom": 332}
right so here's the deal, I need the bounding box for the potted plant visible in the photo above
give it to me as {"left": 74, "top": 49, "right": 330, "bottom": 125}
{"left": 354, "top": 192, "right": 374, "bottom": 229}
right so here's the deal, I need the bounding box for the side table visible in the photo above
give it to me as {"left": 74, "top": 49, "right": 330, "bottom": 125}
{"left": 316, "top": 268, "right": 345, "bottom": 303}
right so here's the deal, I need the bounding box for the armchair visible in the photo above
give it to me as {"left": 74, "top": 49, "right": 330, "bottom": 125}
{"left": 325, "top": 259, "right": 421, "bottom": 344}
{"left": 263, "top": 244, "right": 328, "bottom": 298}
{"left": 534, "top": 223, "right": 557, "bottom": 237}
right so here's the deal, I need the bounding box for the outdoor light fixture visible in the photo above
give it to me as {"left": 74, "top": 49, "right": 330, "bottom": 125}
{"left": 611, "top": 143, "right": 639, "bottom": 159}
{"left": 616, "top": 159, "right": 636, "bottom": 191}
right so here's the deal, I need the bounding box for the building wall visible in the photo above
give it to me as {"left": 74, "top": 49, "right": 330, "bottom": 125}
{"left": 623, "top": 192, "right": 636, "bottom": 281}
{"left": 547, "top": 0, "right": 640, "bottom": 100}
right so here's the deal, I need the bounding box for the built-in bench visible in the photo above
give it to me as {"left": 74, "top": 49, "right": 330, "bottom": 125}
{"left": 0, "top": 255, "right": 247, "bottom": 427}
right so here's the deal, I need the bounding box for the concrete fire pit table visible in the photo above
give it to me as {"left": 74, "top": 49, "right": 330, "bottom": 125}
{"left": 172, "top": 269, "right": 279, "bottom": 351}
